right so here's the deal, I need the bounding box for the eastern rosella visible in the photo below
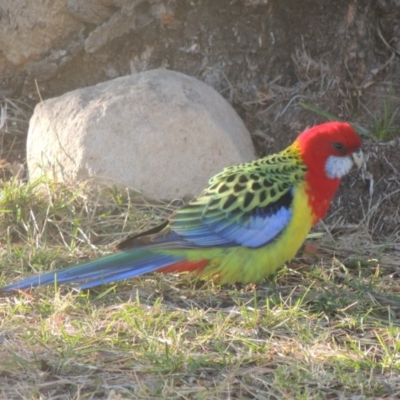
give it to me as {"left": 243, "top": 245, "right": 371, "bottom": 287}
{"left": 0, "top": 121, "right": 363, "bottom": 292}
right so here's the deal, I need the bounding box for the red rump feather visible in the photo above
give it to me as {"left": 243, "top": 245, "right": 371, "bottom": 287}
{"left": 158, "top": 259, "right": 208, "bottom": 274}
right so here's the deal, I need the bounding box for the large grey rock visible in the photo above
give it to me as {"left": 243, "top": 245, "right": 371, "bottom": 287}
{"left": 27, "top": 69, "right": 256, "bottom": 199}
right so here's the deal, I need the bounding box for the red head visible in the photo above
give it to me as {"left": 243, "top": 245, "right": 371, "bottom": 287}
{"left": 293, "top": 121, "right": 363, "bottom": 223}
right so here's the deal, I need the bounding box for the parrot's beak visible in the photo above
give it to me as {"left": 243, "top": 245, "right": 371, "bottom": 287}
{"left": 352, "top": 148, "right": 364, "bottom": 170}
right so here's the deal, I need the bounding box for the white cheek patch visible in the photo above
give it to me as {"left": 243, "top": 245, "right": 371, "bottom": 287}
{"left": 325, "top": 155, "right": 353, "bottom": 179}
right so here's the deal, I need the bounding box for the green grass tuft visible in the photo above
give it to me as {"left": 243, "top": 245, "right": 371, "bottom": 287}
{"left": 299, "top": 100, "right": 400, "bottom": 141}
{"left": 371, "top": 89, "right": 400, "bottom": 141}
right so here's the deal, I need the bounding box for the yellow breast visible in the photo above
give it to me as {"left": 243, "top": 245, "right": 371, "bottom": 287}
{"left": 216, "top": 183, "right": 313, "bottom": 283}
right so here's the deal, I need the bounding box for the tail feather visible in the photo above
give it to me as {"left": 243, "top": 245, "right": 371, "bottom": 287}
{"left": 76, "top": 258, "right": 210, "bottom": 289}
{"left": 0, "top": 250, "right": 187, "bottom": 292}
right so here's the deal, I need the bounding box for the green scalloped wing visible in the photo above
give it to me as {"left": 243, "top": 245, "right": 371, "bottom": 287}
{"left": 169, "top": 148, "right": 308, "bottom": 247}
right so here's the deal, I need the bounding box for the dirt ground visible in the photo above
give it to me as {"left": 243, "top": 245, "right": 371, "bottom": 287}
{"left": 1, "top": 0, "right": 400, "bottom": 239}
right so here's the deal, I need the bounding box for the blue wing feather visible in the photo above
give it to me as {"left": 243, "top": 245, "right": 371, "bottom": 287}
{"left": 203, "top": 204, "right": 292, "bottom": 248}
{"left": 116, "top": 186, "right": 295, "bottom": 251}
{"left": 162, "top": 187, "right": 294, "bottom": 249}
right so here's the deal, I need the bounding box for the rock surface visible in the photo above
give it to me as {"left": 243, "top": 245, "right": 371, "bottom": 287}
{"left": 0, "top": 0, "right": 83, "bottom": 83}
{"left": 27, "top": 69, "right": 256, "bottom": 199}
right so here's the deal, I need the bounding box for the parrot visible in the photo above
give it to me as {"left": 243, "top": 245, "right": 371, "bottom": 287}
{"left": 0, "top": 121, "right": 363, "bottom": 293}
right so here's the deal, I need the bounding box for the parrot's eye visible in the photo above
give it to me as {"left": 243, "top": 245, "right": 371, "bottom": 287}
{"left": 333, "top": 142, "right": 345, "bottom": 152}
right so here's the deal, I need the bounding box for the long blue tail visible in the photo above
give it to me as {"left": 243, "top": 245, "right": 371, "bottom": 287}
{"left": 0, "top": 250, "right": 184, "bottom": 292}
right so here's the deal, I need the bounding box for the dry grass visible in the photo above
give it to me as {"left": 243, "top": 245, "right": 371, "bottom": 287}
{"left": 0, "top": 98, "right": 32, "bottom": 181}
{"left": 0, "top": 178, "right": 399, "bottom": 399}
